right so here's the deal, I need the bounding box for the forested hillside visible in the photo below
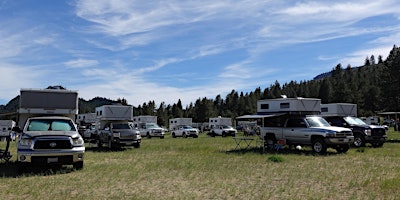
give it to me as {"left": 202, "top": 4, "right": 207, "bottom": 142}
{"left": 1, "top": 45, "right": 399, "bottom": 127}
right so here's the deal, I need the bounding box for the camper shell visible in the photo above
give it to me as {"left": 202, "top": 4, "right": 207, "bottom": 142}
{"left": 132, "top": 115, "right": 165, "bottom": 139}
{"left": 15, "top": 88, "right": 85, "bottom": 170}
{"left": 321, "top": 103, "right": 386, "bottom": 148}
{"left": 94, "top": 105, "right": 141, "bottom": 148}
{"left": 237, "top": 98, "right": 354, "bottom": 154}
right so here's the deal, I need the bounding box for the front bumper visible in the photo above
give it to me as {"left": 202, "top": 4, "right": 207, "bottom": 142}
{"left": 325, "top": 136, "right": 354, "bottom": 145}
{"left": 17, "top": 147, "right": 85, "bottom": 164}
{"left": 365, "top": 135, "right": 387, "bottom": 143}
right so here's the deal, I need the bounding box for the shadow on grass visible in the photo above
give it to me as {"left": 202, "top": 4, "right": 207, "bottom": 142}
{"left": 0, "top": 161, "right": 77, "bottom": 178}
{"left": 225, "top": 146, "right": 342, "bottom": 156}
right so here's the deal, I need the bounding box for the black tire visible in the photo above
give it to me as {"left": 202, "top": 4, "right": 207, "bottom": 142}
{"left": 183, "top": 132, "right": 187, "bottom": 138}
{"left": 73, "top": 161, "right": 84, "bottom": 170}
{"left": 264, "top": 134, "right": 276, "bottom": 150}
{"left": 353, "top": 134, "right": 365, "bottom": 147}
{"left": 336, "top": 145, "right": 350, "bottom": 153}
{"left": 160, "top": 136, "right": 164, "bottom": 139}
{"left": 133, "top": 143, "right": 141, "bottom": 148}
{"left": 371, "top": 141, "right": 384, "bottom": 148}
{"left": 147, "top": 133, "right": 151, "bottom": 139}
{"left": 312, "top": 138, "right": 327, "bottom": 154}
{"left": 222, "top": 132, "right": 226, "bottom": 137}
{"left": 193, "top": 135, "right": 198, "bottom": 138}
{"left": 172, "top": 133, "right": 176, "bottom": 138}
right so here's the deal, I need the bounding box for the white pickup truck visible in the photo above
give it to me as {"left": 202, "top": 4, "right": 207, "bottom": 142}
{"left": 261, "top": 115, "right": 354, "bottom": 154}
{"left": 171, "top": 125, "right": 199, "bottom": 138}
{"left": 15, "top": 116, "right": 85, "bottom": 170}
{"left": 210, "top": 125, "right": 237, "bottom": 137}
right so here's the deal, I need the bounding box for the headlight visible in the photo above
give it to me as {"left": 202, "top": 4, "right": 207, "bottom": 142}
{"left": 72, "top": 137, "right": 84, "bottom": 146}
{"left": 325, "top": 131, "right": 336, "bottom": 137}
{"left": 19, "top": 138, "right": 33, "bottom": 147}
{"left": 113, "top": 132, "right": 120, "bottom": 138}
{"left": 365, "top": 129, "right": 372, "bottom": 136}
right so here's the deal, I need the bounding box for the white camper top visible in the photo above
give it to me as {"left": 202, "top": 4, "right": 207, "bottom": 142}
{"left": 321, "top": 103, "right": 357, "bottom": 117}
{"left": 77, "top": 113, "right": 97, "bottom": 124}
{"left": 132, "top": 115, "right": 157, "bottom": 124}
{"left": 169, "top": 118, "right": 192, "bottom": 131}
{"left": 95, "top": 105, "right": 133, "bottom": 121}
{"left": 257, "top": 97, "right": 321, "bottom": 114}
{"left": 209, "top": 117, "right": 232, "bottom": 126}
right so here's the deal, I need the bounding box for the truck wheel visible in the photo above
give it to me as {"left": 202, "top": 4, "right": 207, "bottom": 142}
{"left": 336, "top": 145, "right": 349, "bottom": 153}
{"left": 353, "top": 134, "right": 365, "bottom": 147}
{"left": 160, "top": 136, "right": 164, "bottom": 139}
{"left": 183, "top": 133, "right": 187, "bottom": 138}
{"left": 371, "top": 142, "right": 384, "bottom": 148}
{"left": 312, "top": 138, "right": 327, "bottom": 154}
{"left": 172, "top": 133, "right": 176, "bottom": 138}
{"left": 222, "top": 132, "right": 226, "bottom": 137}
{"left": 264, "top": 134, "right": 276, "bottom": 150}
{"left": 133, "top": 143, "right": 141, "bottom": 148}
{"left": 73, "top": 161, "right": 84, "bottom": 170}
{"left": 147, "top": 133, "right": 151, "bottom": 139}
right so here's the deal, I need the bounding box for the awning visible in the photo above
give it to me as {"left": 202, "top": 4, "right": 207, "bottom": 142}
{"left": 236, "top": 113, "right": 285, "bottom": 120}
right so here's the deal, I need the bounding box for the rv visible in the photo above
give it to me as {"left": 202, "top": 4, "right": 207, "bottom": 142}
{"left": 14, "top": 88, "right": 85, "bottom": 170}
{"left": 169, "top": 118, "right": 193, "bottom": 131}
{"left": 237, "top": 98, "right": 354, "bottom": 154}
{"left": 94, "top": 105, "right": 141, "bottom": 148}
{"left": 132, "top": 115, "right": 165, "bottom": 138}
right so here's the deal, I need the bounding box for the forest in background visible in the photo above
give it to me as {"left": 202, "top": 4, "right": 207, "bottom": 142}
{"left": 1, "top": 45, "right": 399, "bottom": 127}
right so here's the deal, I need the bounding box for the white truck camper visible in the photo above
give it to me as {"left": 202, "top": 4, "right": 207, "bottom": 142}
{"left": 94, "top": 105, "right": 141, "bottom": 148}
{"left": 169, "top": 118, "right": 193, "bottom": 131}
{"left": 321, "top": 103, "right": 357, "bottom": 117}
{"left": 237, "top": 98, "right": 354, "bottom": 154}
{"left": 132, "top": 115, "right": 165, "bottom": 139}
{"left": 15, "top": 88, "right": 85, "bottom": 171}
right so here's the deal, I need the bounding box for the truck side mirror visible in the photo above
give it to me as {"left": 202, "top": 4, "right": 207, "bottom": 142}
{"left": 12, "top": 126, "right": 22, "bottom": 133}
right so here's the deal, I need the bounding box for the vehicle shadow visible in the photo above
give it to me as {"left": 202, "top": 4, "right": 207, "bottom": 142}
{"left": 0, "top": 161, "right": 76, "bottom": 178}
{"left": 225, "top": 146, "right": 342, "bottom": 156}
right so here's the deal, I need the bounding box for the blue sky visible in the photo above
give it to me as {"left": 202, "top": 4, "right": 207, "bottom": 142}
{"left": 1, "top": 0, "right": 400, "bottom": 107}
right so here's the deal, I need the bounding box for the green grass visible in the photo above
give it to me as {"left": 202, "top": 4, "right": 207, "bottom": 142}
{"left": 1, "top": 130, "right": 400, "bottom": 199}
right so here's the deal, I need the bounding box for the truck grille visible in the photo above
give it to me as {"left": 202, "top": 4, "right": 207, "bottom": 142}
{"left": 372, "top": 128, "right": 386, "bottom": 136}
{"left": 34, "top": 138, "right": 72, "bottom": 149}
{"left": 31, "top": 155, "right": 73, "bottom": 164}
{"left": 335, "top": 131, "right": 353, "bottom": 137}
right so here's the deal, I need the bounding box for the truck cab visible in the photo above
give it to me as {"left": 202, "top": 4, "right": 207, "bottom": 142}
{"left": 323, "top": 116, "right": 386, "bottom": 147}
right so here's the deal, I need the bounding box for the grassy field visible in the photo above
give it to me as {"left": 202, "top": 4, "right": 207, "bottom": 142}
{"left": 1, "top": 129, "right": 400, "bottom": 200}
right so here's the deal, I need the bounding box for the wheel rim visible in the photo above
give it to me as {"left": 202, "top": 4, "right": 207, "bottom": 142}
{"left": 354, "top": 137, "right": 363, "bottom": 147}
{"left": 314, "top": 142, "right": 322, "bottom": 152}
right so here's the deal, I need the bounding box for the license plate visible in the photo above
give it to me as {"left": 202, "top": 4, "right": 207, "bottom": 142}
{"left": 47, "top": 157, "right": 58, "bottom": 163}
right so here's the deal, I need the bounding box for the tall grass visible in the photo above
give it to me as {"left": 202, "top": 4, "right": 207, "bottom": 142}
{"left": 1, "top": 130, "right": 400, "bottom": 199}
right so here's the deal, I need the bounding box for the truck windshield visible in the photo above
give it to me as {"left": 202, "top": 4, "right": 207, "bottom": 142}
{"left": 113, "top": 123, "right": 131, "bottom": 129}
{"left": 306, "top": 117, "right": 331, "bottom": 127}
{"left": 27, "top": 119, "right": 76, "bottom": 131}
{"left": 146, "top": 123, "right": 160, "bottom": 128}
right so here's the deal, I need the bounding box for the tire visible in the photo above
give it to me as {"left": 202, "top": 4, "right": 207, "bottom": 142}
{"left": 371, "top": 141, "right": 384, "bottom": 148}
{"left": 312, "top": 138, "right": 327, "bottom": 154}
{"left": 172, "top": 133, "right": 176, "bottom": 138}
{"left": 133, "top": 143, "right": 141, "bottom": 148}
{"left": 222, "top": 132, "right": 226, "bottom": 137}
{"left": 353, "top": 134, "right": 365, "bottom": 147}
{"left": 264, "top": 134, "right": 276, "bottom": 150}
{"left": 183, "top": 132, "right": 187, "bottom": 138}
{"left": 160, "top": 136, "right": 164, "bottom": 139}
{"left": 193, "top": 135, "right": 198, "bottom": 138}
{"left": 336, "top": 145, "right": 349, "bottom": 153}
{"left": 108, "top": 139, "right": 113, "bottom": 149}
{"left": 73, "top": 161, "right": 84, "bottom": 170}
{"left": 147, "top": 133, "right": 151, "bottom": 139}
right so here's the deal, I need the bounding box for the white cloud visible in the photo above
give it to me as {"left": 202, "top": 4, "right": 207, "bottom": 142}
{"left": 64, "top": 59, "right": 99, "bottom": 68}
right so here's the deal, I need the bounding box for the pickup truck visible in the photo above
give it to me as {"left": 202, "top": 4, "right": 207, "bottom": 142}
{"left": 323, "top": 116, "right": 386, "bottom": 148}
{"left": 261, "top": 115, "right": 354, "bottom": 154}
{"left": 171, "top": 125, "right": 199, "bottom": 138}
{"left": 210, "top": 125, "right": 237, "bottom": 137}
{"left": 15, "top": 116, "right": 85, "bottom": 170}
{"left": 137, "top": 122, "right": 165, "bottom": 139}
{"left": 97, "top": 122, "right": 141, "bottom": 149}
